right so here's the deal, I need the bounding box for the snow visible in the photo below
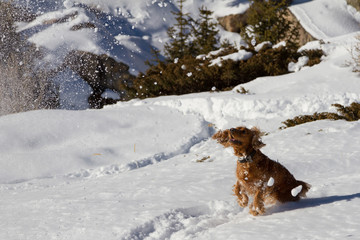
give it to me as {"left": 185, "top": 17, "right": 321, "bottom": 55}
{"left": 53, "top": 68, "right": 92, "bottom": 110}
{"left": 0, "top": 105, "right": 210, "bottom": 184}
{"left": 291, "top": 185, "right": 303, "bottom": 197}
{"left": 29, "top": 8, "right": 98, "bottom": 54}
{"left": 255, "top": 41, "right": 272, "bottom": 52}
{"left": 288, "top": 56, "right": 309, "bottom": 72}
{"left": 290, "top": 0, "right": 360, "bottom": 39}
{"left": 101, "top": 89, "right": 121, "bottom": 100}
{"left": 273, "top": 41, "right": 286, "bottom": 49}
{"left": 267, "top": 177, "right": 275, "bottom": 187}
{"left": 210, "top": 50, "right": 253, "bottom": 66}
{"left": 2, "top": 0, "right": 360, "bottom": 239}
{"left": 15, "top": 1, "right": 176, "bottom": 72}
{"left": 2, "top": 30, "right": 360, "bottom": 239}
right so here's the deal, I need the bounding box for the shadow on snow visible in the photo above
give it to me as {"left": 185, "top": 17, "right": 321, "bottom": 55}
{"left": 270, "top": 193, "right": 360, "bottom": 214}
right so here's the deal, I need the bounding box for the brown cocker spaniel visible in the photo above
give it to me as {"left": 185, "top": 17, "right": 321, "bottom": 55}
{"left": 213, "top": 126, "right": 310, "bottom": 216}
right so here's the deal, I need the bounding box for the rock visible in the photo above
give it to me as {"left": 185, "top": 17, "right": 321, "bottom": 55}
{"left": 218, "top": 8, "right": 316, "bottom": 46}
{"left": 218, "top": 12, "right": 248, "bottom": 33}
{"left": 286, "top": 9, "right": 316, "bottom": 46}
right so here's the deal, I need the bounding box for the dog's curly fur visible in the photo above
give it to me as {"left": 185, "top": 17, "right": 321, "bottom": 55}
{"left": 213, "top": 126, "right": 310, "bottom": 216}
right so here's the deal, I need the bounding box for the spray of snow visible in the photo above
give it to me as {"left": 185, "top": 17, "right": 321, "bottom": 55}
{"left": 291, "top": 185, "right": 303, "bottom": 197}
{"left": 267, "top": 177, "right": 275, "bottom": 187}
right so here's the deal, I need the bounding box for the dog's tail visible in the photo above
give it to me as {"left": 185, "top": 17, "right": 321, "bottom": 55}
{"left": 296, "top": 180, "right": 311, "bottom": 198}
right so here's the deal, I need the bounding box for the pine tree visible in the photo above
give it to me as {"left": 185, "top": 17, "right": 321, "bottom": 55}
{"left": 192, "top": 6, "right": 219, "bottom": 55}
{"left": 241, "top": 0, "right": 299, "bottom": 48}
{"left": 145, "top": 47, "right": 163, "bottom": 67}
{"left": 164, "top": 0, "right": 193, "bottom": 60}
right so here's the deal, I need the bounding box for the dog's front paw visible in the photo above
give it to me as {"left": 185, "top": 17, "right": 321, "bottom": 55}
{"left": 249, "top": 208, "right": 261, "bottom": 216}
{"left": 249, "top": 203, "right": 265, "bottom": 216}
{"left": 237, "top": 197, "right": 248, "bottom": 208}
{"left": 233, "top": 183, "right": 249, "bottom": 207}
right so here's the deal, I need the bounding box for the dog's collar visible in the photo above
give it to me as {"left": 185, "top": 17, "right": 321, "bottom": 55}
{"left": 238, "top": 150, "right": 256, "bottom": 163}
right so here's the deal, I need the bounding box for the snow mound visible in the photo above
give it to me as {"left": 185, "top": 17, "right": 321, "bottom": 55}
{"left": 0, "top": 105, "right": 211, "bottom": 184}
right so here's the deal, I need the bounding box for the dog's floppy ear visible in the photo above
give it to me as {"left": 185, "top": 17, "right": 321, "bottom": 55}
{"left": 212, "top": 129, "right": 231, "bottom": 147}
{"left": 251, "top": 127, "right": 266, "bottom": 150}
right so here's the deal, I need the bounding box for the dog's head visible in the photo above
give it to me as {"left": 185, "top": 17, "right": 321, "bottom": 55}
{"left": 212, "top": 126, "right": 265, "bottom": 156}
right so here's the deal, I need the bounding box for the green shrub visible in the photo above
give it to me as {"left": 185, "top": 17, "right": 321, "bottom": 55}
{"left": 300, "top": 49, "right": 323, "bottom": 66}
{"left": 128, "top": 45, "right": 324, "bottom": 100}
{"left": 246, "top": 45, "right": 297, "bottom": 76}
{"left": 332, "top": 102, "right": 360, "bottom": 121}
{"left": 281, "top": 102, "right": 360, "bottom": 129}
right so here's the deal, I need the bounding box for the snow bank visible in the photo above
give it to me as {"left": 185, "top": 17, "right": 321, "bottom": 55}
{"left": 0, "top": 106, "right": 211, "bottom": 184}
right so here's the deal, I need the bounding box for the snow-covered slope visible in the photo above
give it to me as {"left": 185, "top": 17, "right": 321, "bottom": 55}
{"left": 290, "top": 0, "right": 360, "bottom": 39}
{"left": 0, "top": 105, "right": 210, "bottom": 184}
{"left": 16, "top": 0, "right": 177, "bottom": 73}
{"left": 13, "top": 0, "right": 360, "bottom": 111}
{"left": 1, "top": 17, "right": 360, "bottom": 239}
{"left": 14, "top": 0, "right": 245, "bottom": 73}
{"left": 15, "top": 0, "right": 360, "bottom": 74}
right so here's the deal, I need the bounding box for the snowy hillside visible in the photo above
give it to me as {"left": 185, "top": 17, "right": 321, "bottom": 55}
{"left": 14, "top": 0, "right": 244, "bottom": 73}
{"left": 14, "top": 0, "right": 360, "bottom": 73}
{"left": 1, "top": 0, "right": 360, "bottom": 239}
{"left": 290, "top": 0, "right": 360, "bottom": 39}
